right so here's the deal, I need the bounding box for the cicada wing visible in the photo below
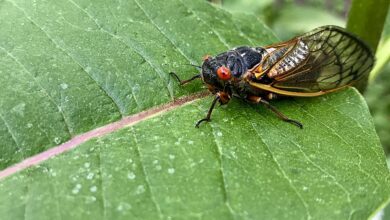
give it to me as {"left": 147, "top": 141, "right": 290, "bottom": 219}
{"left": 269, "top": 26, "right": 374, "bottom": 93}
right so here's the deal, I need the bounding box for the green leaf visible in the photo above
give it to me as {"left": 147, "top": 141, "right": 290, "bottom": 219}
{"left": 0, "top": 0, "right": 389, "bottom": 219}
{"left": 0, "top": 0, "right": 274, "bottom": 169}
{"left": 1, "top": 89, "right": 390, "bottom": 219}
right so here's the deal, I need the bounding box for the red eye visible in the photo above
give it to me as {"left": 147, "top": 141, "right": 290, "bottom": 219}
{"left": 217, "top": 66, "right": 231, "bottom": 80}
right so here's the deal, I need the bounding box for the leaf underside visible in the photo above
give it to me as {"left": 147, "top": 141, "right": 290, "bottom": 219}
{"left": 0, "top": 0, "right": 389, "bottom": 219}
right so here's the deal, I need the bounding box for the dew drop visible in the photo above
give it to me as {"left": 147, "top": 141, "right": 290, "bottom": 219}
{"left": 85, "top": 66, "right": 92, "bottom": 72}
{"left": 86, "top": 172, "right": 94, "bottom": 180}
{"left": 12, "top": 103, "right": 25, "bottom": 116}
{"left": 72, "top": 188, "right": 79, "bottom": 194}
{"left": 90, "top": 186, "right": 97, "bottom": 192}
{"left": 127, "top": 172, "right": 136, "bottom": 180}
{"left": 168, "top": 168, "right": 175, "bottom": 174}
{"left": 169, "top": 154, "right": 175, "bottom": 160}
{"left": 72, "top": 184, "right": 82, "bottom": 194}
{"left": 84, "top": 162, "right": 91, "bottom": 168}
{"left": 136, "top": 185, "right": 145, "bottom": 194}
{"left": 60, "top": 83, "right": 68, "bottom": 89}
{"left": 54, "top": 137, "right": 61, "bottom": 144}
{"left": 217, "top": 131, "right": 223, "bottom": 137}
{"left": 117, "top": 202, "right": 132, "bottom": 212}
{"left": 86, "top": 196, "right": 96, "bottom": 203}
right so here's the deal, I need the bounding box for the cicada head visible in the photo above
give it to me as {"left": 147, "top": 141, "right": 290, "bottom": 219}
{"left": 201, "top": 53, "right": 245, "bottom": 94}
{"left": 201, "top": 56, "right": 231, "bottom": 93}
{"left": 201, "top": 47, "right": 266, "bottom": 94}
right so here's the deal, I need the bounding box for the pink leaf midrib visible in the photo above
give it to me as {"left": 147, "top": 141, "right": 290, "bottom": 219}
{"left": 0, "top": 91, "right": 209, "bottom": 180}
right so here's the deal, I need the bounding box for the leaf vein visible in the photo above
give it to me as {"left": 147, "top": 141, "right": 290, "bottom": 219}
{"left": 178, "top": 0, "right": 231, "bottom": 49}
{"left": 0, "top": 111, "right": 23, "bottom": 157}
{"left": 294, "top": 100, "right": 381, "bottom": 194}
{"left": 250, "top": 122, "right": 312, "bottom": 220}
{"left": 321, "top": 99, "right": 382, "bottom": 160}
{"left": 209, "top": 125, "right": 236, "bottom": 219}
{"left": 0, "top": 45, "right": 73, "bottom": 137}
{"left": 97, "top": 146, "right": 107, "bottom": 220}
{"left": 67, "top": 0, "right": 174, "bottom": 101}
{"left": 6, "top": 0, "right": 125, "bottom": 117}
{"left": 110, "top": 62, "right": 143, "bottom": 111}
{"left": 283, "top": 135, "right": 354, "bottom": 219}
{"left": 131, "top": 127, "right": 164, "bottom": 220}
{"left": 194, "top": 102, "right": 235, "bottom": 219}
{"left": 134, "top": 0, "right": 198, "bottom": 65}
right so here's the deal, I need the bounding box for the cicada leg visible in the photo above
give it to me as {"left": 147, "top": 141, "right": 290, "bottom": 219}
{"left": 196, "top": 92, "right": 231, "bottom": 128}
{"left": 169, "top": 72, "right": 201, "bottom": 86}
{"left": 267, "top": 93, "right": 278, "bottom": 100}
{"left": 248, "top": 96, "right": 303, "bottom": 129}
{"left": 196, "top": 95, "right": 220, "bottom": 128}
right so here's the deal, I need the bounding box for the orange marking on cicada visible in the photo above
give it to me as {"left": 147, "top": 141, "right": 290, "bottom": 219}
{"left": 216, "top": 66, "right": 231, "bottom": 80}
{"left": 218, "top": 91, "right": 231, "bottom": 105}
{"left": 203, "top": 54, "right": 212, "bottom": 61}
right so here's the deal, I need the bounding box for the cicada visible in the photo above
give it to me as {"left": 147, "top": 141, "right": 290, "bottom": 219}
{"left": 170, "top": 26, "right": 374, "bottom": 128}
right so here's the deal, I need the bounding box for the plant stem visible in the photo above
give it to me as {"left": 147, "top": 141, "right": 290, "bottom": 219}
{"left": 346, "top": 0, "right": 389, "bottom": 53}
{"left": 346, "top": 0, "right": 389, "bottom": 91}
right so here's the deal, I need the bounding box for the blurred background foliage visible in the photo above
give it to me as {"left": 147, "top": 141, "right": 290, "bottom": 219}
{"left": 211, "top": 0, "right": 390, "bottom": 158}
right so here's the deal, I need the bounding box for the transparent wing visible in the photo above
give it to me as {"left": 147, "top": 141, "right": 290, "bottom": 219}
{"left": 269, "top": 26, "right": 374, "bottom": 93}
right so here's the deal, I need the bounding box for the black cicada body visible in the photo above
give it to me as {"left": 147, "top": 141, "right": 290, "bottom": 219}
{"left": 170, "top": 26, "right": 374, "bottom": 128}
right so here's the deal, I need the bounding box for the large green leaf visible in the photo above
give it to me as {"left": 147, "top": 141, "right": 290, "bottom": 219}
{"left": 0, "top": 0, "right": 389, "bottom": 219}
{"left": 0, "top": 0, "right": 274, "bottom": 169}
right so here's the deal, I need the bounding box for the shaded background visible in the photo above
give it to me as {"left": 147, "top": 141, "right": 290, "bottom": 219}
{"left": 213, "top": 0, "right": 390, "bottom": 162}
